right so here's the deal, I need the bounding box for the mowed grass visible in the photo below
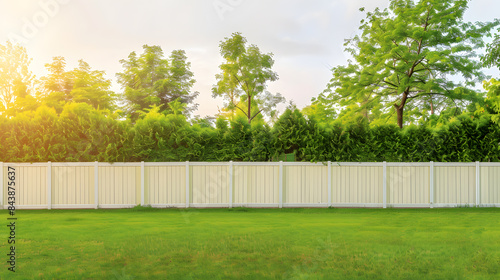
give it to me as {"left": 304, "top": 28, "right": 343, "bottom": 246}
{"left": 1, "top": 207, "right": 499, "bottom": 279}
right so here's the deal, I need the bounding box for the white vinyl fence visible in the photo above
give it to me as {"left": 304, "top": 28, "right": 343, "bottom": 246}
{"left": 1, "top": 161, "right": 499, "bottom": 209}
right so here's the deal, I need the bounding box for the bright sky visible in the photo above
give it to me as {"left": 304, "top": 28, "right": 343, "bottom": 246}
{"left": 1, "top": 0, "right": 499, "bottom": 118}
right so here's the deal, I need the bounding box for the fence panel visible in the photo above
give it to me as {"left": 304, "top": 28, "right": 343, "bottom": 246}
{"left": 15, "top": 165, "right": 48, "bottom": 208}
{"left": 284, "top": 165, "right": 328, "bottom": 205}
{"left": 191, "top": 165, "right": 229, "bottom": 206}
{"left": 480, "top": 166, "right": 500, "bottom": 206}
{"left": 233, "top": 165, "right": 279, "bottom": 206}
{"left": 435, "top": 166, "right": 476, "bottom": 206}
{"left": 53, "top": 166, "right": 93, "bottom": 207}
{"left": 98, "top": 166, "right": 139, "bottom": 207}
{"left": 146, "top": 165, "right": 186, "bottom": 206}
{"left": 332, "top": 166, "right": 383, "bottom": 206}
{"left": 388, "top": 166, "right": 429, "bottom": 206}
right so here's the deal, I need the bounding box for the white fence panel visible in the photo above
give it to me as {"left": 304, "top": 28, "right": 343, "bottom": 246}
{"left": 389, "top": 166, "right": 429, "bottom": 206}
{"left": 17, "top": 166, "right": 48, "bottom": 208}
{"left": 53, "top": 166, "right": 93, "bottom": 208}
{"left": 332, "top": 166, "right": 383, "bottom": 206}
{"left": 284, "top": 165, "right": 328, "bottom": 205}
{"left": 233, "top": 165, "right": 279, "bottom": 206}
{"left": 435, "top": 166, "right": 476, "bottom": 205}
{"left": 98, "top": 166, "right": 139, "bottom": 207}
{"left": 480, "top": 166, "right": 500, "bottom": 206}
{"left": 191, "top": 165, "right": 229, "bottom": 206}
{"left": 146, "top": 165, "right": 185, "bottom": 206}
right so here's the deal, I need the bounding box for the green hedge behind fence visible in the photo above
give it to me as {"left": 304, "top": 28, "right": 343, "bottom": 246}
{"left": 1, "top": 104, "right": 499, "bottom": 163}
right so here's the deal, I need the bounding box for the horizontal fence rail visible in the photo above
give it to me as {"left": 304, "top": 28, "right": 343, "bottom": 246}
{"left": 1, "top": 161, "right": 499, "bottom": 209}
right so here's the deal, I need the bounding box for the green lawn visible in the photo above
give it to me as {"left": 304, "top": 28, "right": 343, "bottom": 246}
{"left": 1, "top": 207, "right": 499, "bottom": 279}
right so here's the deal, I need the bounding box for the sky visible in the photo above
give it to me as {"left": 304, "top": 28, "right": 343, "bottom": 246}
{"left": 1, "top": 0, "right": 499, "bottom": 118}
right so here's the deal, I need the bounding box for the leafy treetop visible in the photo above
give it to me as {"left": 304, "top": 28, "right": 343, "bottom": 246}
{"left": 322, "top": 0, "right": 499, "bottom": 128}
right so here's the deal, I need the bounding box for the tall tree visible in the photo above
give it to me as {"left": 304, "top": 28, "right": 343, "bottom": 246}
{"left": 117, "top": 45, "right": 198, "bottom": 121}
{"left": 40, "top": 57, "right": 115, "bottom": 112}
{"left": 163, "top": 50, "right": 198, "bottom": 109}
{"left": 212, "top": 32, "right": 285, "bottom": 124}
{"left": 70, "top": 60, "right": 116, "bottom": 111}
{"left": 322, "top": 0, "right": 499, "bottom": 128}
{"left": 0, "top": 41, "right": 34, "bottom": 115}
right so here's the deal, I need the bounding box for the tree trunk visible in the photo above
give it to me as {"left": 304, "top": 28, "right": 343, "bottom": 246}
{"left": 396, "top": 105, "right": 404, "bottom": 128}
{"left": 430, "top": 97, "right": 434, "bottom": 115}
{"left": 395, "top": 90, "right": 409, "bottom": 128}
{"left": 247, "top": 94, "right": 252, "bottom": 124}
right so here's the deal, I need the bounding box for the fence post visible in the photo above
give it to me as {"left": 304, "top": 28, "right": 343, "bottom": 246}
{"left": 383, "top": 161, "right": 387, "bottom": 209}
{"left": 140, "top": 161, "right": 145, "bottom": 206}
{"left": 476, "top": 161, "right": 480, "bottom": 207}
{"left": 279, "top": 161, "right": 283, "bottom": 209}
{"left": 327, "top": 161, "right": 331, "bottom": 207}
{"left": 47, "top": 162, "right": 52, "bottom": 210}
{"left": 430, "top": 161, "right": 434, "bottom": 208}
{"left": 229, "top": 161, "right": 233, "bottom": 209}
{"left": 94, "top": 161, "right": 99, "bottom": 209}
{"left": 0, "top": 162, "right": 3, "bottom": 209}
{"left": 185, "top": 161, "right": 189, "bottom": 208}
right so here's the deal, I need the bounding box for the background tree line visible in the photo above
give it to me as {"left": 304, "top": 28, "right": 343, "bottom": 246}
{"left": 1, "top": 102, "right": 500, "bottom": 162}
{"left": 1, "top": 0, "right": 500, "bottom": 163}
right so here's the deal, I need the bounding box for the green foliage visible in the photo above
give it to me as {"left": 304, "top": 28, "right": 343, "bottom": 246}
{"left": 0, "top": 103, "right": 131, "bottom": 162}
{"left": 370, "top": 124, "right": 402, "bottom": 161}
{"left": 478, "top": 78, "right": 500, "bottom": 124}
{"left": 433, "top": 114, "right": 500, "bottom": 162}
{"left": 131, "top": 106, "right": 195, "bottom": 161}
{"left": 117, "top": 46, "right": 198, "bottom": 121}
{"left": 340, "top": 118, "right": 373, "bottom": 161}
{"left": 482, "top": 31, "right": 500, "bottom": 69}
{"left": 321, "top": 0, "right": 499, "bottom": 128}
{"left": 0, "top": 41, "right": 35, "bottom": 115}
{"left": 220, "top": 116, "right": 253, "bottom": 161}
{"left": 399, "top": 124, "right": 435, "bottom": 162}
{"left": 312, "top": 123, "right": 346, "bottom": 162}
{"left": 248, "top": 122, "right": 273, "bottom": 161}
{"left": 212, "top": 32, "right": 284, "bottom": 123}
{"left": 2, "top": 32, "right": 500, "bottom": 163}
{"left": 40, "top": 57, "right": 116, "bottom": 113}
{"left": 272, "top": 109, "right": 313, "bottom": 161}
{"left": 57, "top": 103, "right": 131, "bottom": 162}
{"left": 1, "top": 103, "right": 500, "bottom": 162}
{"left": 3, "top": 106, "right": 62, "bottom": 162}
{"left": 302, "top": 96, "right": 337, "bottom": 126}
{"left": 70, "top": 60, "right": 116, "bottom": 111}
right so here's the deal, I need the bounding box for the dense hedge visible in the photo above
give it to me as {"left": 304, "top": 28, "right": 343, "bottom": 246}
{"left": 1, "top": 105, "right": 499, "bottom": 162}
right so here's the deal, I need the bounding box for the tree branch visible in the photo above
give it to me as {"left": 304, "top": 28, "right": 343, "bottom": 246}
{"left": 250, "top": 109, "right": 264, "bottom": 121}
{"left": 233, "top": 103, "right": 247, "bottom": 115}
